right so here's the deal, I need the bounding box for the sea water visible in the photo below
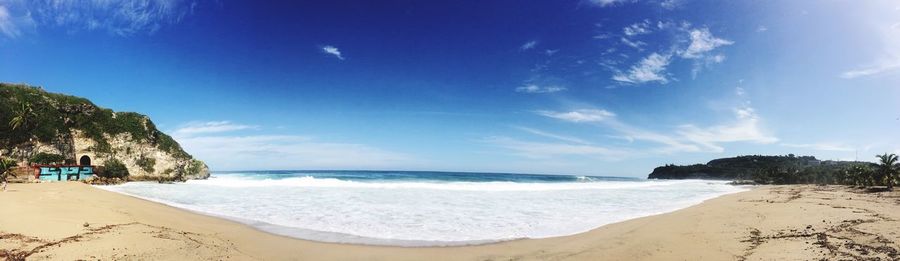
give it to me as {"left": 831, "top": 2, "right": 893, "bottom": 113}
{"left": 98, "top": 171, "right": 746, "bottom": 246}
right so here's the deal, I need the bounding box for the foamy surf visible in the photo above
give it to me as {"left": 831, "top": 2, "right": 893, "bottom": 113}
{"left": 98, "top": 171, "right": 746, "bottom": 246}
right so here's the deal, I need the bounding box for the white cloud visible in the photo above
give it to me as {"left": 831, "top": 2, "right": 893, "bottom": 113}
{"left": 515, "top": 84, "right": 566, "bottom": 93}
{"left": 676, "top": 28, "right": 733, "bottom": 78}
{"left": 735, "top": 86, "right": 746, "bottom": 96}
{"left": 545, "top": 49, "right": 559, "bottom": 56}
{"left": 781, "top": 143, "right": 855, "bottom": 152}
{"left": 520, "top": 40, "right": 537, "bottom": 50}
{"left": 612, "top": 52, "right": 672, "bottom": 84}
{"left": 322, "top": 45, "right": 345, "bottom": 60}
{"left": 756, "top": 25, "right": 768, "bottom": 32}
{"left": 532, "top": 108, "right": 702, "bottom": 153}
{"left": 691, "top": 53, "right": 727, "bottom": 78}
{"left": 593, "top": 33, "right": 612, "bottom": 39}
{"left": 605, "top": 23, "right": 733, "bottom": 83}
{"left": 660, "top": 0, "right": 682, "bottom": 10}
{"left": 0, "top": 3, "right": 36, "bottom": 39}
{"left": 675, "top": 106, "right": 779, "bottom": 152}
{"left": 589, "top": 0, "right": 632, "bottom": 7}
{"left": 0, "top": 5, "right": 19, "bottom": 38}
{"left": 536, "top": 109, "right": 616, "bottom": 123}
{"left": 623, "top": 21, "right": 651, "bottom": 36}
{"left": 23, "top": 0, "right": 195, "bottom": 36}
{"left": 515, "top": 126, "right": 591, "bottom": 145}
{"left": 620, "top": 37, "right": 646, "bottom": 50}
{"left": 172, "top": 121, "right": 258, "bottom": 137}
{"left": 680, "top": 28, "right": 733, "bottom": 59}
{"left": 841, "top": 61, "right": 900, "bottom": 79}
{"left": 670, "top": 87, "right": 776, "bottom": 152}
{"left": 840, "top": 10, "right": 900, "bottom": 79}
{"left": 483, "top": 136, "right": 626, "bottom": 160}
{"left": 171, "top": 121, "right": 413, "bottom": 170}
{"left": 536, "top": 88, "right": 777, "bottom": 154}
{"left": 177, "top": 135, "right": 413, "bottom": 170}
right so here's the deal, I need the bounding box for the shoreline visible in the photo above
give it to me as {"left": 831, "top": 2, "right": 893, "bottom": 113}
{"left": 2, "top": 183, "right": 899, "bottom": 260}
{"left": 96, "top": 180, "right": 746, "bottom": 248}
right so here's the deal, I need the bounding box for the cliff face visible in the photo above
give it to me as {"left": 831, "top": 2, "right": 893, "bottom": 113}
{"left": 0, "top": 83, "right": 209, "bottom": 180}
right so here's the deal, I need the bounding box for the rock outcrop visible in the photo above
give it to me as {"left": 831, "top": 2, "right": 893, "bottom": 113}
{"left": 0, "top": 83, "right": 209, "bottom": 180}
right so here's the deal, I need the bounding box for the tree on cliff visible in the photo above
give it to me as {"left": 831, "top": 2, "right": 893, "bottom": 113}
{"left": 8, "top": 102, "right": 35, "bottom": 131}
{"left": 877, "top": 153, "right": 898, "bottom": 190}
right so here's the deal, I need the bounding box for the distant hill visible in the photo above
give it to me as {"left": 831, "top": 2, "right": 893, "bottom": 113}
{"left": 0, "top": 83, "right": 208, "bottom": 181}
{"left": 648, "top": 155, "right": 875, "bottom": 184}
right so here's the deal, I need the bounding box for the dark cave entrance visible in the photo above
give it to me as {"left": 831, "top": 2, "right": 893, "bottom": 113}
{"left": 79, "top": 155, "right": 91, "bottom": 166}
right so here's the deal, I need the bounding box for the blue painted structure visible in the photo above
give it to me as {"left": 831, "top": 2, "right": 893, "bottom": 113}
{"left": 35, "top": 165, "right": 95, "bottom": 181}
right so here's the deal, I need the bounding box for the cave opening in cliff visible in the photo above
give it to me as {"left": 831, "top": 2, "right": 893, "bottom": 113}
{"left": 80, "top": 155, "right": 91, "bottom": 166}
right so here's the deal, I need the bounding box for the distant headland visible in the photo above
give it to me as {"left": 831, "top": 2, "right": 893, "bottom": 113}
{"left": 648, "top": 154, "right": 898, "bottom": 188}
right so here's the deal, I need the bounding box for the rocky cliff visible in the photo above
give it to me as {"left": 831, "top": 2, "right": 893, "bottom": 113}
{"left": 0, "top": 83, "right": 209, "bottom": 180}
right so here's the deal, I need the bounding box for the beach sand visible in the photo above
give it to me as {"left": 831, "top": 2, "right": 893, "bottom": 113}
{"left": 1, "top": 183, "right": 899, "bottom": 260}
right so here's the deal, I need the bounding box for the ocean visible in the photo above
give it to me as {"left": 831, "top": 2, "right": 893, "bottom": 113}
{"left": 98, "top": 171, "right": 746, "bottom": 246}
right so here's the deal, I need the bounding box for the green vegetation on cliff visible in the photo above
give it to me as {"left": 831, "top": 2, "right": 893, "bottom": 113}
{"left": 0, "top": 83, "right": 189, "bottom": 158}
{"left": 1, "top": 83, "right": 208, "bottom": 180}
{"left": 649, "top": 154, "right": 899, "bottom": 187}
{"left": 100, "top": 158, "right": 130, "bottom": 179}
{"left": 29, "top": 152, "right": 67, "bottom": 165}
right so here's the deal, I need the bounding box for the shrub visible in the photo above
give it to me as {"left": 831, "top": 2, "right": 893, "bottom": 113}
{"left": 29, "top": 153, "right": 66, "bottom": 165}
{"left": 135, "top": 156, "right": 156, "bottom": 173}
{"left": 101, "top": 158, "right": 129, "bottom": 179}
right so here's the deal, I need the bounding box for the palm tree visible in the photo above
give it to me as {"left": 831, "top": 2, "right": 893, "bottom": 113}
{"left": 0, "top": 157, "right": 18, "bottom": 191}
{"left": 9, "top": 101, "right": 35, "bottom": 130}
{"left": 877, "top": 153, "right": 898, "bottom": 190}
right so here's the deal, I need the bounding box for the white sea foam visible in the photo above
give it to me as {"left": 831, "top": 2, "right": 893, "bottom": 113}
{"left": 98, "top": 174, "right": 746, "bottom": 246}
{"left": 186, "top": 175, "right": 696, "bottom": 191}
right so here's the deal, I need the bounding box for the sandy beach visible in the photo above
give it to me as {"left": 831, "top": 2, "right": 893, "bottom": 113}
{"left": 1, "top": 183, "right": 898, "bottom": 260}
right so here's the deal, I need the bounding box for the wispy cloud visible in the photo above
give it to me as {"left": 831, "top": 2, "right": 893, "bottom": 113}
{"left": 536, "top": 109, "right": 616, "bottom": 123}
{"left": 680, "top": 28, "right": 733, "bottom": 59}
{"left": 520, "top": 40, "right": 537, "bottom": 50}
{"left": 605, "top": 23, "right": 734, "bottom": 85}
{"left": 619, "top": 37, "right": 646, "bottom": 50}
{"left": 675, "top": 106, "right": 778, "bottom": 152}
{"left": 483, "top": 136, "right": 627, "bottom": 160}
{"left": 534, "top": 88, "right": 777, "bottom": 154}
{"left": 588, "top": 0, "right": 632, "bottom": 7}
{"left": 841, "top": 61, "right": 900, "bottom": 79}
{"left": 841, "top": 10, "right": 900, "bottom": 79}
{"left": 677, "top": 28, "right": 733, "bottom": 78}
{"left": 756, "top": 25, "right": 768, "bottom": 33}
{"left": 611, "top": 52, "right": 672, "bottom": 84}
{"left": 534, "top": 108, "right": 702, "bottom": 153}
{"left": 0, "top": 0, "right": 198, "bottom": 37}
{"left": 781, "top": 143, "right": 855, "bottom": 152}
{"left": 0, "top": 5, "right": 18, "bottom": 38}
{"left": 514, "top": 126, "right": 591, "bottom": 145}
{"left": 321, "top": 45, "right": 345, "bottom": 60}
{"left": 670, "top": 87, "right": 778, "bottom": 152}
{"left": 172, "top": 121, "right": 414, "bottom": 170}
{"left": 172, "top": 121, "right": 258, "bottom": 137}
{"left": 623, "top": 21, "right": 652, "bottom": 36}
{"left": 0, "top": 3, "right": 35, "bottom": 39}
{"left": 659, "top": 0, "right": 682, "bottom": 10}
{"left": 515, "top": 84, "right": 566, "bottom": 93}
{"left": 177, "top": 135, "right": 413, "bottom": 170}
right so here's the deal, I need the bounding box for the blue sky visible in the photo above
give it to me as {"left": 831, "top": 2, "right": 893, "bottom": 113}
{"left": 1, "top": 0, "right": 899, "bottom": 176}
